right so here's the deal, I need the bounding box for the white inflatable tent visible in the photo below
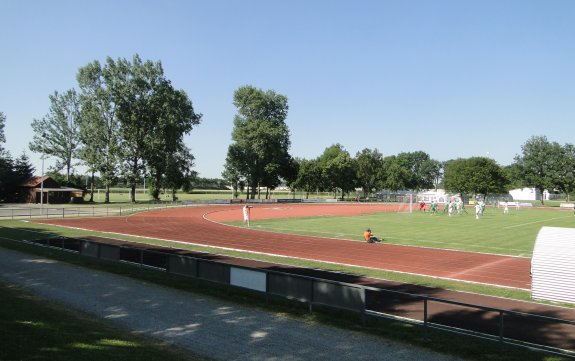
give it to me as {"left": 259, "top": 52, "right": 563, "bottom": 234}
{"left": 531, "top": 227, "right": 575, "bottom": 304}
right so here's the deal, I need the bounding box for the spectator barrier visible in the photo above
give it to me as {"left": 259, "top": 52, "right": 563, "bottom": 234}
{"left": 13, "top": 235, "right": 575, "bottom": 358}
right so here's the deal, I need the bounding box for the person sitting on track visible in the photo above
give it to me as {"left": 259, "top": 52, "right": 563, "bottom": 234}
{"left": 363, "top": 228, "right": 380, "bottom": 243}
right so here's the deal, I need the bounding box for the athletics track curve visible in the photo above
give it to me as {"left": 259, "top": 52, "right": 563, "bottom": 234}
{"left": 35, "top": 203, "right": 531, "bottom": 290}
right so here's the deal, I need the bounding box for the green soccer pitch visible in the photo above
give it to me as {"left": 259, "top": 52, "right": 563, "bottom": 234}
{"left": 239, "top": 207, "right": 575, "bottom": 258}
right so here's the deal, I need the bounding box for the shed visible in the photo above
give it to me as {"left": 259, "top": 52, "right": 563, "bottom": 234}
{"left": 509, "top": 187, "right": 549, "bottom": 201}
{"left": 19, "top": 176, "right": 85, "bottom": 204}
{"left": 531, "top": 226, "right": 575, "bottom": 304}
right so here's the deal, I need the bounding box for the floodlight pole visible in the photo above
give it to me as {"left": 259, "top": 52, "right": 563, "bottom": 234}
{"left": 40, "top": 153, "right": 45, "bottom": 214}
{"left": 40, "top": 133, "right": 47, "bottom": 214}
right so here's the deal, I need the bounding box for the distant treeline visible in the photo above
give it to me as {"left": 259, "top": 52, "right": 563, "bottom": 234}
{"left": 49, "top": 173, "right": 228, "bottom": 192}
{"left": 190, "top": 178, "right": 229, "bottom": 190}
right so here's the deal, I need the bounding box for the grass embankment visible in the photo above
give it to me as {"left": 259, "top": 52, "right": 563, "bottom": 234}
{"left": 0, "top": 239, "right": 570, "bottom": 361}
{"left": 0, "top": 281, "right": 209, "bottom": 361}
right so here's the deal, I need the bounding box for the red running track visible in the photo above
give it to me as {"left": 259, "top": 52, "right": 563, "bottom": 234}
{"left": 35, "top": 203, "right": 532, "bottom": 290}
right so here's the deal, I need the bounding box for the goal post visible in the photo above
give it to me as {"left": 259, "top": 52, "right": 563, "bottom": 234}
{"left": 395, "top": 193, "right": 413, "bottom": 213}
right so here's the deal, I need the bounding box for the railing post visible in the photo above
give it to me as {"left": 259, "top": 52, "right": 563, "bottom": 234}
{"left": 265, "top": 271, "right": 270, "bottom": 305}
{"left": 361, "top": 288, "right": 366, "bottom": 326}
{"left": 309, "top": 279, "right": 314, "bottom": 314}
{"left": 423, "top": 297, "right": 428, "bottom": 340}
{"left": 499, "top": 311, "right": 504, "bottom": 346}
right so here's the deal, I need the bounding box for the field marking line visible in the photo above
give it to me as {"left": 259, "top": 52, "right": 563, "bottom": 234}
{"left": 503, "top": 215, "right": 573, "bottom": 229}
{"left": 240, "top": 224, "right": 532, "bottom": 258}
{"left": 12, "top": 222, "right": 531, "bottom": 292}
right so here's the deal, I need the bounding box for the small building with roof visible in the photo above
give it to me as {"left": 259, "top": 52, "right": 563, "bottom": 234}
{"left": 19, "top": 176, "right": 85, "bottom": 204}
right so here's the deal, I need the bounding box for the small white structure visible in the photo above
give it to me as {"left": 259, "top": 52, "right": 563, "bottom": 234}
{"left": 531, "top": 227, "right": 575, "bottom": 304}
{"left": 509, "top": 187, "right": 549, "bottom": 201}
{"left": 416, "top": 189, "right": 458, "bottom": 204}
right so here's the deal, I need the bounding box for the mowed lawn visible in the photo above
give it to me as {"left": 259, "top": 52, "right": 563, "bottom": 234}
{"left": 239, "top": 206, "right": 575, "bottom": 257}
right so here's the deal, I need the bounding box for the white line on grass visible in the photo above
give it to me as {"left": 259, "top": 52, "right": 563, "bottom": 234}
{"left": 503, "top": 215, "right": 573, "bottom": 229}
{"left": 249, "top": 225, "right": 531, "bottom": 257}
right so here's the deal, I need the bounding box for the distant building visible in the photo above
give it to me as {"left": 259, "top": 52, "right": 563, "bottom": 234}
{"left": 416, "top": 189, "right": 459, "bottom": 204}
{"left": 509, "top": 187, "right": 549, "bottom": 201}
{"left": 19, "top": 176, "right": 85, "bottom": 204}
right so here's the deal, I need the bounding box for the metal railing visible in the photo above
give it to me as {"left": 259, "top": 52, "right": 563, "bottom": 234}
{"left": 12, "top": 236, "right": 575, "bottom": 358}
{"left": 0, "top": 202, "right": 186, "bottom": 220}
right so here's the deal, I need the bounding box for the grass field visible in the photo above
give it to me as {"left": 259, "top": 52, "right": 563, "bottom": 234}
{"left": 233, "top": 206, "right": 575, "bottom": 258}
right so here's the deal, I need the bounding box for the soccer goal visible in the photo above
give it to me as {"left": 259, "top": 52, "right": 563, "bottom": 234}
{"left": 395, "top": 193, "right": 414, "bottom": 213}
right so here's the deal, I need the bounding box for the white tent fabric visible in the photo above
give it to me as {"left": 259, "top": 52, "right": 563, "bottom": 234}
{"left": 531, "top": 227, "right": 575, "bottom": 304}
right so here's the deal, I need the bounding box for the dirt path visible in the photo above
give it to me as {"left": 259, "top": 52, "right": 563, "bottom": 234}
{"left": 0, "top": 247, "right": 463, "bottom": 361}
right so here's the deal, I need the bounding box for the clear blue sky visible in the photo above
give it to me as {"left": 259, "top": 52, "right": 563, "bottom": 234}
{"left": 1, "top": 0, "right": 574, "bottom": 179}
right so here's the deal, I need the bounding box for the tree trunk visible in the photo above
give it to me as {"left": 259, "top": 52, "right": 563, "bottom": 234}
{"left": 130, "top": 184, "right": 136, "bottom": 203}
{"left": 88, "top": 172, "right": 95, "bottom": 202}
{"left": 105, "top": 185, "right": 110, "bottom": 203}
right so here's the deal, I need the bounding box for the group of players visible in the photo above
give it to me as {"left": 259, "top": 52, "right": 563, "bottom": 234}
{"left": 419, "top": 198, "right": 492, "bottom": 219}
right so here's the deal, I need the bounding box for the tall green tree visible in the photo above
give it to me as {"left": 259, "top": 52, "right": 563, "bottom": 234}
{"left": 555, "top": 143, "right": 575, "bottom": 202}
{"left": 0, "top": 154, "right": 11, "bottom": 202}
{"left": 380, "top": 155, "right": 410, "bottom": 192}
{"left": 163, "top": 146, "right": 197, "bottom": 201}
{"left": 77, "top": 55, "right": 201, "bottom": 202}
{"left": 0, "top": 112, "right": 10, "bottom": 201}
{"left": 111, "top": 55, "right": 201, "bottom": 202}
{"left": 225, "top": 85, "right": 292, "bottom": 199}
{"left": 355, "top": 148, "right": 383, "bottom": 198}
{"left": 77, "top": 60, "right": 122, "bottom": 203}
{"left": 29, "top": 90, "right": 81, "bottom": 182}
{"left": 222, "top": 158, "right": 243, "bottom": 199}
{"left": 504, "top": 163, "right": 525, "bottom": 190}
{"left": 513, "top": 135, "right": 562, "bottom": 205}
{"left": 291, "top": 158, "right": 323, "bottom": 199}
{"left": 395, "top": 151, "right": 439, "bottom": 192}
{"left": 10, "top": 153, "right": 35, "bottom": 202}
{"left": 443, "top": 157, "right": 509, "bottom": 199}
{"left": 143, "top": 80, "right": 201, "bottom": 201}
{"left": 0, "top": 111, "right": 5, "bottom": 145}
{"left": 1, "top": 113, "right": 35, "bottom": 202}
{"left": 317, "top": 144, "right": 357, "bottom": 199}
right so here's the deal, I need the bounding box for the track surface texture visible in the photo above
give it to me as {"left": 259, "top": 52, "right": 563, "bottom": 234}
{"left": 33, "top": 203, "right": 575, "bottom": 352}
{"left": 38, "top": 203, "right": 531, "bottom": 289}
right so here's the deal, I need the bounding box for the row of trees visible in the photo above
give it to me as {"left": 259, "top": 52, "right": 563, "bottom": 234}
{"left": 4, "top": 77, "right": 573, "bottom": 204}
{"left": 0, "top": 112, "right": 35, "bottom": 202}
{"left": 291, "top": 137, "right": 575, "bottom": 203}
{"left": 512, "top": 136, "right": 575, "bottom": 203}
{"left": 291, "top": 146, "right": 443, "bottom": 199}
{"left": 222, "top": 86, "right": 574, "bottom": 204}
{"left": 27, "top": 54, "right": 202, "bottom": 202}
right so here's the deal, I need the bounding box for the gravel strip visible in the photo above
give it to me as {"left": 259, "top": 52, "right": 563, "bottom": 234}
{"left": 0, "top": 247, "right": 463, "bottom": 361}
